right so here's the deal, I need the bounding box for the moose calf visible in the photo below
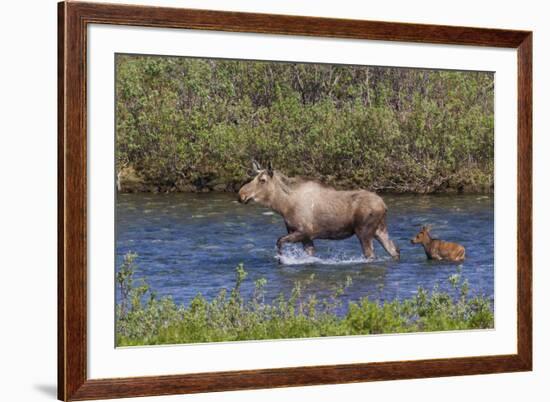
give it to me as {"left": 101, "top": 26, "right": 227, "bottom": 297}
{"left": 411, "top": 226, "right": 465, "bottom": 262}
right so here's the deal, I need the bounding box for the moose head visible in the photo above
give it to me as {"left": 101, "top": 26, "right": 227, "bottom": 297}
{"left": 238, "top": 161, "right": 275, "bottom": 205}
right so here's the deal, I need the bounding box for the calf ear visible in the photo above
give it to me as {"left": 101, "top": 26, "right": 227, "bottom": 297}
{"left": 267, "top": 161, "right": 274, "bottom": 177}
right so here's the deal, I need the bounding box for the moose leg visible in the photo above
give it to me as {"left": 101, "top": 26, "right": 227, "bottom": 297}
{"left": 283, "top": 223, "right": 315, "bottom": 255}
{"left": 284, "top": 222, "right": 294, "bottom": 234}
{"left": 302, "top": 239, "right": 315, "bottom": 256}
{"left": 358, "top": 236, "right": 375, "bottom": 259}
{"left": 355, "top": 227, "right": 376, "bottom": 260}
{"left": 285, "top": 224, "right": 315, "bottom": 255}
{"left": 276, "top": 231, "right": 310, "bottom": 254}
{"left": 374, "top": 219, "right": 400, "bottom": 261}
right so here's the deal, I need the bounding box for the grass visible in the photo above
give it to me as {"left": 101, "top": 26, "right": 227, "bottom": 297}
{"left": 116, "top": 253, "right": 494, "bottom": 346}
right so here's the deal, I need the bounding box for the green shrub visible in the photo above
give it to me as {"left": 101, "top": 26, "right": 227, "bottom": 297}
{"left": 116, "top": 253, "right": 494, "bottom": 346}
{"left": 116, "top": 56, "right": 494, "bottom": 193}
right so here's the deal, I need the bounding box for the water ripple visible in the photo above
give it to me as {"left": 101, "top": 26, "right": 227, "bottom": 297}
{"left": 115, "top": 192, "right": 494, "bottom": 313}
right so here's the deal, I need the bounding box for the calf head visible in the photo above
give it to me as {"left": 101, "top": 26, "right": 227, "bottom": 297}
{"left": 411, "top": 225, "right": 432, "bottom": 244}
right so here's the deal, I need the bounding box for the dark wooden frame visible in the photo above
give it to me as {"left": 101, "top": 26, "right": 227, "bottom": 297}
{"left": 58, "top": 1, "right": 532, "bottom": 400}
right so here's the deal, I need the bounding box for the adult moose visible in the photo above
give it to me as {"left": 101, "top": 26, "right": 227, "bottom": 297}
{"left": 238, "top": 161, "right": 400, "bottom": 261}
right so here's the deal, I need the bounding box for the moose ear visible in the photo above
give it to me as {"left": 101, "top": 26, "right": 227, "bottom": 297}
{"left": 267, "top": 161, "right": 274, "bottom": 177}
{"left": 252, "top": 160, "right": 262, "bottom": 174}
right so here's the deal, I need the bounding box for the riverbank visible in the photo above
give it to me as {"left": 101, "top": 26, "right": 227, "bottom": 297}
{"left": 116, "top": 254, "right": 494, "bottom": 347}
{"left": 117, "top": 166, "right": 493, "bottom": 194}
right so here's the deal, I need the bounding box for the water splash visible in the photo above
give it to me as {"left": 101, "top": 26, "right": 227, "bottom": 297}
{"left": 276, "top": 245, "right": 387, "bottom": 266}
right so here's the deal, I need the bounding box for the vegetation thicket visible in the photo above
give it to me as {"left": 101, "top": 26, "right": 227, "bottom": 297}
{"left": 116, "top": 55, "right": 494, "bottom": 193}
{"left": 116, "top": 253, "right": 494, "bottom": 346}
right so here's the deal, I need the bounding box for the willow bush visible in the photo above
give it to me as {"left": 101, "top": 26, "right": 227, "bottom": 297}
{"left": 116, "top": 55, "right": 494, "bottom": 193}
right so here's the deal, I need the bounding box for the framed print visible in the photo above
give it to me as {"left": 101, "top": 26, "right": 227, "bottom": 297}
{"left": 58, "top": 1, "right": 532, "bottom": 400}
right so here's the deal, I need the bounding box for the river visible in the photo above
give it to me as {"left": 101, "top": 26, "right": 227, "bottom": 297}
{"left": 115, "top": 193, "right": 494, "bottom": 312}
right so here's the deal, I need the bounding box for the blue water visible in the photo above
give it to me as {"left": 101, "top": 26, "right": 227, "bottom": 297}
{"left": 115, "top": 193, "right": 494, "bottom": 312}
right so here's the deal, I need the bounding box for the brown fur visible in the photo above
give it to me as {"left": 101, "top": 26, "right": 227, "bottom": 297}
{"left": 410, "top": 226, "right": 465, "bottom": 262}
{"left": 238, "top": 162, "right": 400, "bottom": 260}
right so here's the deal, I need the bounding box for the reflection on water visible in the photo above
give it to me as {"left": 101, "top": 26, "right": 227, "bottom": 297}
{"left": 116, "top": 193, "right": 494, "bottom": 313}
